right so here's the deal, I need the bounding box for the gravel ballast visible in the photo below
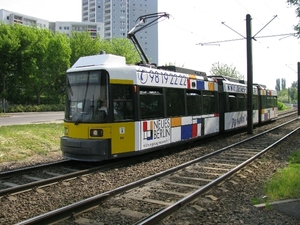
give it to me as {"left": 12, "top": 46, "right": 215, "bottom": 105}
{"left": 0, "top": 116, "right": 299, "bottom": 224}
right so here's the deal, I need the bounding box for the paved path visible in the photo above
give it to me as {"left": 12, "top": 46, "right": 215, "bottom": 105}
{"left": 0, "top": 112, "right": 64, "bottom": 126}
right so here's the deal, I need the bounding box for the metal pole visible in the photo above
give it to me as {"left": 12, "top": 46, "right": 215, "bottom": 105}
{"left": 246, "top": 14, "right": 253, "bottom": 134}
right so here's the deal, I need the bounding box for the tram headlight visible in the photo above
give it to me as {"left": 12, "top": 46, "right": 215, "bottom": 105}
{"left": 64, "top": 127, "right": 69, "bottom": 135}
{"left": 90, "top": 129, "right": 103, "bottom": 137}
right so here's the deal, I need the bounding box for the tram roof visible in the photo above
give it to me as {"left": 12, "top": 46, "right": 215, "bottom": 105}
{"left": 67, "top": 54, "right": 213, "bottom": 82}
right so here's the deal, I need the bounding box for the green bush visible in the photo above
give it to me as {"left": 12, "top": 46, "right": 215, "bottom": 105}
{"left": 277, "top": 101, "right": 286, "bottom": 111}
{"left": 2, "top": 104, "right": 65, "bottom": 113}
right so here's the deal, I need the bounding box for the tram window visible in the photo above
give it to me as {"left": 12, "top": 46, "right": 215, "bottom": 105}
{"left": 268, "top": 97, "right": 272, "bottom": 107}
{"left": 228, "top": 95, "right": 237, "bottom": 112}
{"left": 66, "top": 70, "right": 109, "bottom": 122}
{"left": 203, "top": 91, "right": 216, "bottom": 114}
{"left": 273, "top": 97, "right": 278, "bottom": 107}
{"left": 111, "top": 85, "right": 133, "bottom": 120}
{"left": 186, "top": 91, "right": 202, "bottom": 115}
{"left": 261, "top": 96, "right": 267, "bottom": 108}
{"left": 253, "top": 95, "right": 258, "bottom": 110}
{"left": 237, "top": 94, "right": 247, "bottom": 111}
{"left": 140, "top": 87, "right": 164, "bottom": 119}
{"left": 166, "top": 88, "right": 185, "bottom": 117}
{"left": 266, "top": 96, "right": 276, "bottom": 108}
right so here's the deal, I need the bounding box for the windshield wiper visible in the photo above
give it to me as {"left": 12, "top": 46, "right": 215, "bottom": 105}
{"left": 75, "top": 104, "right": 94, "bottom": 125}
{"left": 75, "top": 93, "right": 95, "bottom": 125}
{"left": 75, "top": 73, "right": 91, "bottom": 125}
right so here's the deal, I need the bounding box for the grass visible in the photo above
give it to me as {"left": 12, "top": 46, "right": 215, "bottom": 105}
{"left": 0, "top": 123, "right": 63, "bottom": 163}
{"left": 263, "top": 150, "right": 300, "bottom": 201}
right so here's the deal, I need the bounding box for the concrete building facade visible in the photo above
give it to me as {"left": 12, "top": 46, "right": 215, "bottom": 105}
{"left": 0, "top": 9, "right": 103, "bottom": 38}
{"left": 0, "top": 9, "right": 49, "bottom": 28}
{"left": 50, "top": 21, "right": 103, "bottom": 38}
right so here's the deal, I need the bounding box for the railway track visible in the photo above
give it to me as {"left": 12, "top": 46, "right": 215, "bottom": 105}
{"left": 0, "top": 158, "right": 128, "bottom": 196}
{"left": 16, "top": 116, "right": 300, "bottom": 225}
{"left": 0, "top": 110, "right": 296, "bottom": 198}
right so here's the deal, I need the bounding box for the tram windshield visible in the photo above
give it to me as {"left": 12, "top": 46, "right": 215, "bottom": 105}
{"left": 64, "top": 70, "right": 109, "bottom": 124}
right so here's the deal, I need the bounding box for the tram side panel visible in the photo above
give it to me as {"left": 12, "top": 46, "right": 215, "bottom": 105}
{"left": 259, "top": 89, "right": 278, "bottom": 123}
{"left": 221, "top": 81, "right": 247, "bottom": 131}
{"left": 136, "top": 67, "right": 219, "bottom": 151}
{"left": 223, "top": 86, "right": 260, "bottom": 130}
{"left": 212, "top": 77, "right": 260, "bottom": 132}
{"left": 252, "top": 87, "right": 259, "bottom": 125}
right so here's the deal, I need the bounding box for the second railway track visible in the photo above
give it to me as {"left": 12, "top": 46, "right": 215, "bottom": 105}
{"left": 14, "top": 116, "right": 300, "bottom": 225}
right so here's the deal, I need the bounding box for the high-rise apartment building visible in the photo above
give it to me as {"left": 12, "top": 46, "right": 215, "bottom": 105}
{"left": 82, "top": 0, "right": 159, "bottom": 64}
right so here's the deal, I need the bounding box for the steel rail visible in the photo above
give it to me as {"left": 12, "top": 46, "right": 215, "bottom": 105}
{"left": 16, "top": 118, "right": 300, "bottom": 225}
{"left": 0, "top": 159, "right": 70, "bottom": 177}
{"left": 1, "top": 157, "right": 135, "bottom": 196}
{"left": 136, "top": 125, "right": 300, "bottom": 224}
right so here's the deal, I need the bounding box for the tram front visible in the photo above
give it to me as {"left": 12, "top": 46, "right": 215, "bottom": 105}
{"left": 61, "top": 68, "right": 113, "bottom": 161}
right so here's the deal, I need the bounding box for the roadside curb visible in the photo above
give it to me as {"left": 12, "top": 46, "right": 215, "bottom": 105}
{"left": 255, "top": 198, "right": 300, "bottom": 220}
{"left": 254, "top": 198, "right": 300, "bottom": 208}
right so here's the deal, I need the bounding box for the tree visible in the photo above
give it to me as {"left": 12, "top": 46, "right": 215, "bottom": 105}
{"left": 275, "top": 78, "right": 281, "bottom": 91}
{"left": 44, "top": 32, "right": 71, "bottom": 104}
{"left": 290, "top": 81, "right": 298, "bottom": 103}
{"left": 210, "top": 62, "right": 244, "bottom": 80}
{"left": 100, "top": 38, "right": 140, "bottom": 64}
{"left": 0, "top": 23, "right": 20, "bottom": 110}
{"left": 0, "top": 23, "right": 141, "bottom": 108}
{"left": 291, "top": 80, "right": 298, "bottom": 88}
{"left": 15, "top": 27, "right": 70, "bottom": 105}
{"left": 24, "top": 27, "right": 53, "bottom": 105}
{"left": 287, "top": 0, "right": 300, "bottom": 36}
{"left": 8, "top": 24, "right": 39, "bottom": 104}
{"left": 281, "top": 78, "right": 286, "bottom": 90}
{"left": 69, "top": 31, "right": 101, "bottom": 66}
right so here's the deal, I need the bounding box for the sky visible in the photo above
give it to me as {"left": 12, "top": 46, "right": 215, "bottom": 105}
{"left": 0, "top": 0, "right": 299, "bottom": 89}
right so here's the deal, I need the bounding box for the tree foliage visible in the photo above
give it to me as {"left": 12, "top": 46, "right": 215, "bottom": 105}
{"left": 69, "top": 31, "right": 101, "bottom": 66}
{"left": 0, "top": 23, "right": 139, "bottom": 107}
{"left": 291, "top": 80, "right": 298, "bottom": 89}
{"left": 0, "top": 23, "right": 20, "bottom": 105}
{"left": 210, "top": 62, "right": 244, "bottom": 80}
{"left": 100, "top": 38, "right": 140, "bottom": 64}
{"left": 287, "top": 0, "right": 300, "bottom": 36}
{"left": 281, "top": 78, "right": 286, "bottom": 90}
{"left": 275, "top": 78, "right": 281, "bottom": 91}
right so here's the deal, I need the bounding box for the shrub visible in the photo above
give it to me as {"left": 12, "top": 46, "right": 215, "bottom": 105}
{"left": 3, "top": 104, "right": 65, "bottom": 113}
{"left": 277, "top": 101, "right": 286, "bottom": 110}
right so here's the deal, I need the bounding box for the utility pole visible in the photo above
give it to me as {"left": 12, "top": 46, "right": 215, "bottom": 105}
{"left": 246, "top": 14, "right": 253, "bottom": 134}
{"left": 197, "top": 15, "right": 296, "bottom": 132}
